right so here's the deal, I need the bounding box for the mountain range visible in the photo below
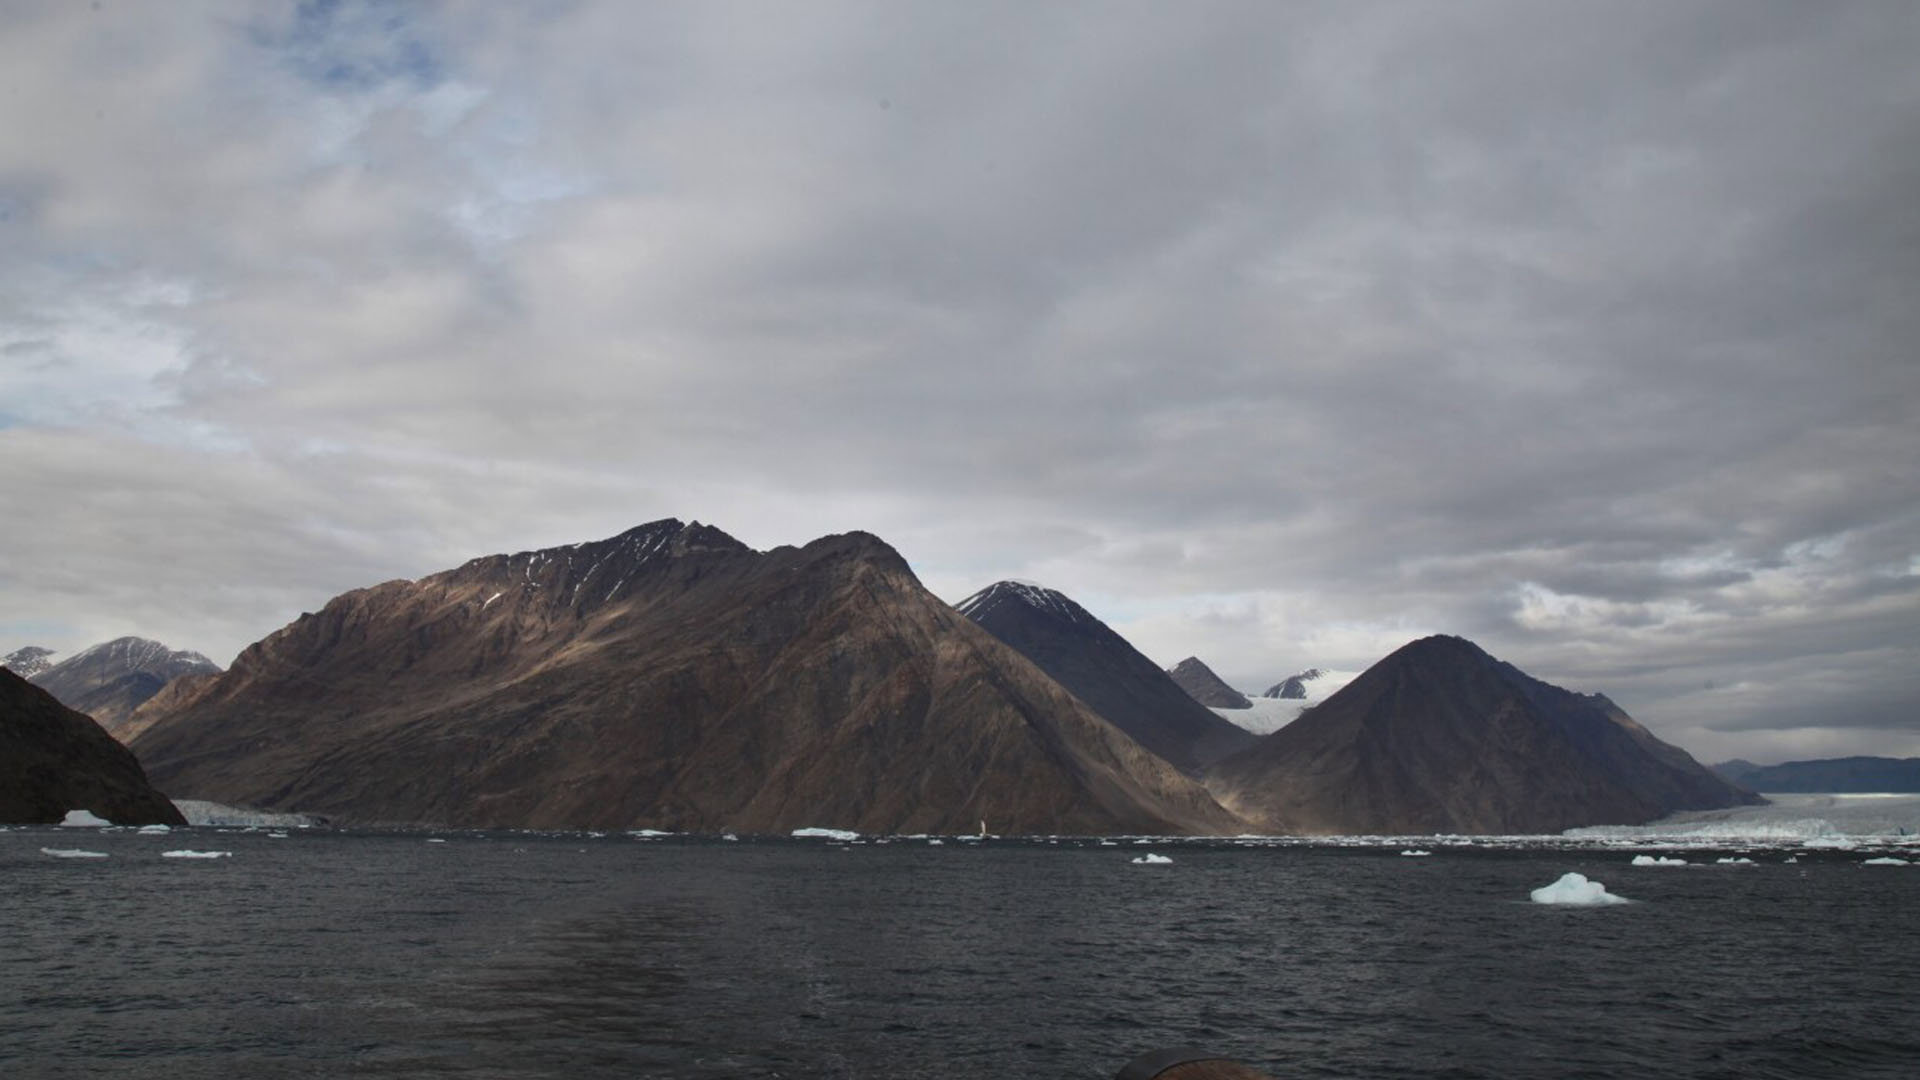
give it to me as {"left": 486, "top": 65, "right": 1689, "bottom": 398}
{"left": 1713, "top": 756, "right": 1920, "bottom": 793}
{"left": 23, "top": 637, "right": 221, "bottom": 742}
{"left": 131, "top": 520, "right": 1238, "bottom": 834}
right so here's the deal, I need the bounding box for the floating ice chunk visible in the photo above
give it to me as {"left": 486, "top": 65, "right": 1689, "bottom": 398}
{"left": 1862, "top": 857, "right": 1911, "bottom": 866}
{"left": 926, "top": 838, "right": 943, "bottom": 845}
{"left": 791, "top": 827, "right": 859, "bottom": 841}
{"left": 629, "top": 829, "right": 674, "bottom": 838}
{"left": 425, "top": 838, "right": 447, "bottom": 844}
{"left": 162, "top": 850, "right": 232, "bottom": 859}
{"left": 1400, "top": 849, "right": 1431, "bottom": 857}
{"left": 1132, "top": 853, "right": 1174, "bottom": 865}
{"left": 1632, "top": 855, "right": 1689, "bottom": 866}
{"left": 136, "top": 824, "right": 172, "bottom": 835}
{"left": 1530, "top": 872, "right": 1630, "bottom": 905}
{"left": 267, "top": 832, "right": 289, "bottom": 839}
{"left": 721, "top": 833, "right": 739, "bottom": 842}
{"left": 1783, "top": 856, "right": 1798, "bottom": 863}
{"left": 60, "top": 810, "right": 110, "bottom": 827}
{"left": 41, "top": 847, "right": 108, "bottom": 858}
{"left": 1716, "top": 857, "right": 1755, "bottom": 865}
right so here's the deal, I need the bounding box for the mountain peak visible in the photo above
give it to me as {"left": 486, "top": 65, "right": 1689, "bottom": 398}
{"left": 1168, "top": 657, "right": 1253, "bottom": 710}
{"left": 954, "top": 580, "right": 1088, "bottom": 624}
{"left": 2, "top": 646, "right": 57, "bottom": 679}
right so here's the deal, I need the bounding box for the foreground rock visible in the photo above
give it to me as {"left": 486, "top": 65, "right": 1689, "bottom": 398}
{"left": 0, "top": 669, "right": 187, "bottom": 826}
{"left": 956, "top": 582, "right": 1257, "bottom": 774}
{"left": 1168, "top": 657, "right": 1252, "bottom": 709}
{"left": 30, "top": 637, "right": 221, "bottom": 742}
{"left": 133, "top": 520, "right": 1240, "bottom": 835}
{"left": 1205, "top": 635, "right": 1760, "bottom": 835}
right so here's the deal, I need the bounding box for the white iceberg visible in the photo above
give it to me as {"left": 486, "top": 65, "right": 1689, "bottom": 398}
{"left": 1530, "top": 872, "right": 1630, "bottom": 905}
{"left": 1862, "top": 857, "right": 1910, "bottom": 866}
{"left": 629, "top": 829, "right": 675, "bottom": 838}
{"left": 1400, "top": 849, "right": 1432, "bottom": 857}
{"left": 1716, "top": 857, "right": 1755, "bottom": 865}
{"left": 136, "top": 824, "right": 172, "bottom": 835}
{"left": 162, "top": 850, "right": 232, "bottom": 859}
{"left": 1132, "top": 853, "right": 1174, "bottom": 865}
{"left": 1631, "top": 855, "right": 1689, "bottom": 866}
{"left": 60, "top": 809, "right": 110, "bottom": 827}
{"left": 790, "top": 827, "right": 859, "bottom": 841}
{"left": 41, "top": 847, "right": 108, "bottom": 859}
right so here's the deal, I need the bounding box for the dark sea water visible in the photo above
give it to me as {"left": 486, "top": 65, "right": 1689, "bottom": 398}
{"left": 4, "top": 828, "right": 1918, "bottom": 1080}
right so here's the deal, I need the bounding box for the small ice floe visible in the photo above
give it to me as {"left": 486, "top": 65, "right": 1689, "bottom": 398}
{"left": 1530, "top": 872, "right": 1631, "bottom": 906}
{"left": 136, "top": 824, "right": 172, "bottom": 835}
{"left": 721, "top": 833, "right": 739, "bottom": 842}
{"left": 1862, "top": 857, "right": 1911, "bottom": 866}
{"left": 1098, "top": 840, "right": 1117, "bottom": 847}
{"left": 162, "top": 850, "right": 232, "bottom": 859}
{"left": 1783, "top": 856, "right": 1799, "bottom": 863}
{"left": 1131, "top": 853, "right": 1174, "bottom": 865}
{"left": 1400, "top": 849, "right": 1432, "bottom": 857}
{"left": 1632, "top": 855, "right": 1689, "bottom": 866}
{"left": 629, "top": 829, "right": 674, "bottom": 838}
{"left": 1716, "top": 857, "right": 1755, "bottom": 865}
{"left": 426, "top": 838, "right": 447, "bottom": 844}
{"left": 790, "top": 827, "right": 859, "bottom": 841}
{"left": 41, "top": 847, "right": 108, "bottom": 859}
{"left": 926, "top": 838, "right": 943, "bottom": 846}
{"left": 60, "top": 809, "right": 110, "bottom": 827}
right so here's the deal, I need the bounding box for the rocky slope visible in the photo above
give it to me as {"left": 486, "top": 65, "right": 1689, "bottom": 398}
{"left": 956, "top": 582, "right": 1257, "bottom": 773}
{"left": 30, "top": 637, "right": 221, "bottom": 741}
{"left": 1713, "top": 756, "right": 1920, "bottom": 793}
{"left": 0, "top": 668, "right": 186, "bottom": 825}
{"left": 1168, "top": 657, "right": 1252, "bottom": 709}
{"left": 1206, "top": 635, "right": 1760, "bottom": 834}
{"left": 132, "top": 520, "right": 1240, "bottom": 834}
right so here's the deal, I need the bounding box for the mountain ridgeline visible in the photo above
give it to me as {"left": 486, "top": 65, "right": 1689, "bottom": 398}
{"left": 1167, "top": 657, "right": 1252, "bottom": 709}
{"left": 1205, "top": 635, "right": 1760, "bottom": 835}
{"left": 27, "top": 637, "right": 221, "bottom": 743}
{"left": 956, "top": 582, "right": 1258, "bottom": 773}
{"left": 1713, "top": 756, "right": 1920, "bottom": 793}
{"left": 131, "top": 521, "right": 1238, "bottom": 835}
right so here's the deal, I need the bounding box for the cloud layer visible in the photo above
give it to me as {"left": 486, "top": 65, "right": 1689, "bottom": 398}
{"left": 3, "top": 1, "right": 1916, "bottom": 763}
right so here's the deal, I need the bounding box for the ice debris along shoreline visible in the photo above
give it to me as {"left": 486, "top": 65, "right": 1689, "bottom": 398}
{"left": 791, "top": 827, "right": 860, "bottom": 841}
{"left": 171, "top": 800, "right": 320, "bottom": 828}
{"left": 1531, "top": 872, "right": 1631, "bottom": 905}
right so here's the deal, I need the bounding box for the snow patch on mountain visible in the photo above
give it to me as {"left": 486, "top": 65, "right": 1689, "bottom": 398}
{"left": 955, "top": 581, "right": 1088, "bottom": 624}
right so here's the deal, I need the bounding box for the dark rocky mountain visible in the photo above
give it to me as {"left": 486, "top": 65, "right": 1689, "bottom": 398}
{"left": 956, "top": 582, "right": 1257, "bottom": 773}
{"left": 3, "top": 645, "right": 57, "bottom": 679}
{"left": 31, "top": 637, "right": 221, "bottom": 742}
{"left": 132, "top": 520, "right": 1240, "bottom": 835}
{"left": 1205, "top": 635, "right": 1760, "bottom": 835}
{"left": 1712, "top": 756, "right": 1920, "bottom": 793}
{"left": 1265, "top": 668, "right": 1325, "bottom": 699}
{"left": 0, "top": 668, "right": 186, "bottom": 826}
{"left": 1168, "top": 657, "right": 1252, "bottom": 709}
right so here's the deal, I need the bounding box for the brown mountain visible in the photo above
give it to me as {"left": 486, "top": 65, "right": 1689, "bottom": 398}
{"left": 131, "top": 520, "right": 1240, "bottom": 835}
{"left": 956, "top": 582, "right": 1258, "bottom": 773}
{"left": 1168, "top": 657, "right": 1252, "bottom": 709}
{"left": 30, "top": 637, "right": 221, "bottom": 741}
{"left": 1204, "top": 635, "right": 1760, "bottom": 835}
{"left": 0, "top": 668, "right": 186, "bottom": 826}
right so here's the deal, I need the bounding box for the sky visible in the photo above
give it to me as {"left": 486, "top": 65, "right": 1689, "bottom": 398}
{"left": 2, "top": 0, "right": 1916, "bottom": 765}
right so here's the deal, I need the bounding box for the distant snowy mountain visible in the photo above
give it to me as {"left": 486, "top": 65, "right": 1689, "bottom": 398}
{"left": 31, "top": 637, "right": 221, "bottom": 741}
{"left": 1216, "top": 667, "right": 1362, "bottom": 735}
{"left": 2, "top": 646, "right": 57, "bottom": 679}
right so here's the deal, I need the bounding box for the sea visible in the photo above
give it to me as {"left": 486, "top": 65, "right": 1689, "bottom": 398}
{"left": 5, "top": 811, "right": 1919, "bottom": 1080}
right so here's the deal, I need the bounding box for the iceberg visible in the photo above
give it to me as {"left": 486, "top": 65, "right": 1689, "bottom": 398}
{"left": 136, "top": 824, "right": 172, "bottom": 835}
{"left": 1400, "top": 849, "right": 1432, "bottom": 857}
{"left": 790, "top": 827, "right": 859, "bottom": 841}
{"left": 1132, "top": 853, "right": 1173, "bottom": 865}
{"left": 1862, "top": 857, "right": 1910, "bottom": 866}
{"left": 60, "top": 809, "right": 110, "bottom": 827}
{"left": 1631, "top": 855, "right": 1688, "bottom": 866}
{"left": 1530, "top": 872, "right": 1630, "bottom": 905}
{"left": 162, "top": 850, "right": 232, "bottom": 859}
{"left": 41, "top": 847, "right": 108, "bottom": 858}
{"left": 1715, "top": 857, "right": 1755, "bottom": 865}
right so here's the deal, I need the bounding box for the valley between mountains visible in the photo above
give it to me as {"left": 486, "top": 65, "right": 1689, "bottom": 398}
{"left": 5, "top": 519, "right": 1761, "bottom": 834}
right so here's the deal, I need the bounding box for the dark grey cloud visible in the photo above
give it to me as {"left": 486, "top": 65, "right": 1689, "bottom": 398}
{"left": 1, "top": 1, "right": 1915, "bottom": 765}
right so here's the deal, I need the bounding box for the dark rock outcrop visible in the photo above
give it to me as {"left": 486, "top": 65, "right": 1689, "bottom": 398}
{"left": 1206, "top": 635, "right": 1760, "bottom": 835}
{"left": 132, "top": 520, "right": 1240, "bottom": 835}
{"left": 956, "top": 582, "right": 1257, "bottom": 773}
{"left": 0, "top": 668, "right": 186, "bottom": 825}
{"left": 1265, "top": 669, "right": 1325, "bottom": 699}
{"left": 1713, "top": 756, "right": 1920, "bottom": 793}
{"left": 31, "top": 637, "right": 220, "bottom": 741}
{"left": 1168, "top": 657, "right": 1252, "bottom": 709}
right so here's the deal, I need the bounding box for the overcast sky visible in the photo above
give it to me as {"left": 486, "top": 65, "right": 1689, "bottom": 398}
{"left": 3, "top": 1, "right": 1916, "bottom": 764}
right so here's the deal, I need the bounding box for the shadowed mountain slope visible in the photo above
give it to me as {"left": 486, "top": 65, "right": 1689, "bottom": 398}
{"left": 1168, "top": 657, "right": 1252, "bottom": 709}
{"left": 1206, "top": 635, "right": 1759, "bottom": 835}
{"left": 0, "top": 668, "right": 186, "bottom": 826}
{"left": 132, "top": 520, "right": 1239, "bottom": 835}
{"left": 956, "top": 582, "right": 1257, "bottom": 773}
{"left": 1713, "top": 756, "right": 1920, "bottom": 793}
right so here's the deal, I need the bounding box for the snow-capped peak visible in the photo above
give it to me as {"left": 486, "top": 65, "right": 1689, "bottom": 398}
{"left": 954, "top": 580, "right": 1087, "bottom": 624}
